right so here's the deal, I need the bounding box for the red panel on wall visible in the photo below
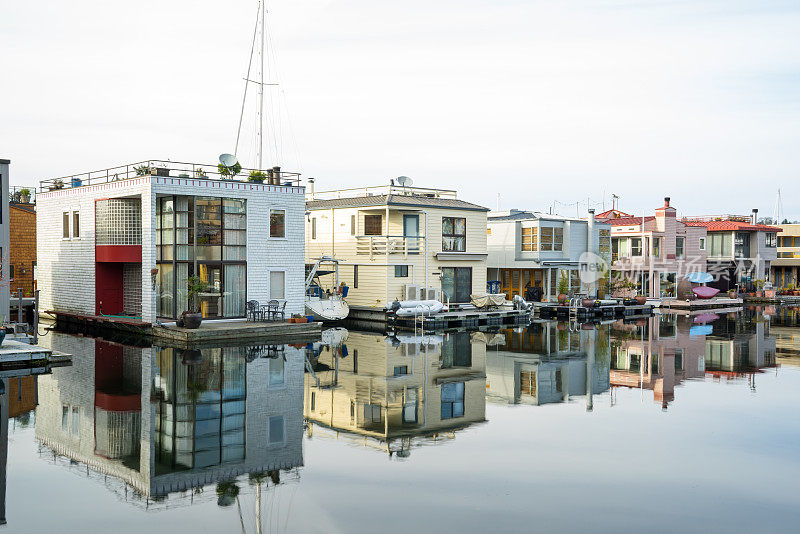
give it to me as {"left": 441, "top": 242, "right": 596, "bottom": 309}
{"left": 95, "top": 245, "right": 142, "bottom": 263}
{"left": 96, "top": 262, "right": 123, "bottom": 315}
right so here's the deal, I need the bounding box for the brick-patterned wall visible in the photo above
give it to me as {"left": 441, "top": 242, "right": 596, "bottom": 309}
{"left": 37, "top": 176, "right": 306, "bottom": 322}
{"left": 9, "top": 203, "right": 36, "bottom": 296}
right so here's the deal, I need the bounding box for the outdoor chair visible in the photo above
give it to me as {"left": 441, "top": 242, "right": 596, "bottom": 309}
{"left": 273, "top": 301, "right": 287, "bottom": 321}
{"left": 246, "top": 300, "right": 264, "bottom": 322}
{"left": 263, "top": 299, "right": 280, "bottom": 321}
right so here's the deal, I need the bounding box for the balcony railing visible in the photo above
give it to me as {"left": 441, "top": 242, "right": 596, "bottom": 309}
{"left": 38, "top": 159, "right": 301, "bottom": 192}
{"left": 355, "top": 235, "right": 425, "bottom": 258}
{"left": 309, "top": 185, "right": 457, "bottom": 201}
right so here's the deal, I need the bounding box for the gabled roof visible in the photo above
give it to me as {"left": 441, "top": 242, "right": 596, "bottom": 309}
{"left": 488, "top": 210, "right": 598, "bottom": 223}
{"left": 595, "top": 208, "right": 633, "bottom": 220}
{"left": 682, "top": 220, "right": 782, "bottom": 232}
{"left": 306, "top": 194, "right": 489, "bottom": 212}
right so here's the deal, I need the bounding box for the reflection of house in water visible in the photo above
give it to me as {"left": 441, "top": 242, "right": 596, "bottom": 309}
{"left": 610, "top": 315, "right": 707, "bottom": 408}
{"left": 703, "top": 312, "right": 777, "bottom": 384}
{"left": 485, "top": 324, "right": 610, "bottom": 410}
{"left": 770, "top": 307, "right": 800, "bottom": 366}
{"left": 304, "top": 330, "right": 486, "bottom": 457}
{"left": 2, "top": 373, "right": 44, "bottom": 526}
{"left": 609, "top": 313, "right": 778, "bottom": 406}
{"left": 32, "top": 333, "right": 304, "bottom": 507}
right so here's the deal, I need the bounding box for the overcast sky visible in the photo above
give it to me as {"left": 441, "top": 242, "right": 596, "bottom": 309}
{"left": 1, "top": 0, "right": 798, "bottom": 219}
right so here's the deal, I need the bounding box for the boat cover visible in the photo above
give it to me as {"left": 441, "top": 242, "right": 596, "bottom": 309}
{"left": 692, "top": 286, "right": 720, "bottom": 299}
{"left": 685, "top": 272, "right": 714, "bottom": 283}
{"left": 470, "top": 293, "right": 506, "bottom": 308}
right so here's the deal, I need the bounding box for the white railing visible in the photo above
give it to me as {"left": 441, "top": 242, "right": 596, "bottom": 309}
{"left": 309, "top": 185, "right": 458, "bottom": 201}
{"left": 355, "top": 235, "right": 425, "bottom": 258}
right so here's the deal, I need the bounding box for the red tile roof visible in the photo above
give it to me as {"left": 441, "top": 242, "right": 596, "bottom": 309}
{"left": 595, "top": 208, "right": 633, "bottom": 220}
{"left": 682, "top": 220, "right": 782, "bottom": 232}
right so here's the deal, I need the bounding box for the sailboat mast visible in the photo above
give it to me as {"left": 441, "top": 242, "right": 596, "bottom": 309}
{"left": 258, "top": 0, "right": 265, "bottom": 170}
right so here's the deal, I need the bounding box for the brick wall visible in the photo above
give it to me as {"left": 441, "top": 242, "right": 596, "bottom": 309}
{"left": 9, "top": 203, "right": 36, "bottom": 296}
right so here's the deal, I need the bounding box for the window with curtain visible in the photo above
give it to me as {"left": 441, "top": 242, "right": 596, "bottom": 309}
{"left": 676, "top": 236, "right": 685, "bottom": 259}
{"left": 442, "top": 217, "right": 466, "bottom": 251}
{"left": 223, "top": 264, "right": 246, "bottom": 317}
{"left": 270, "top": 271, "right": 285, "bottom": 299}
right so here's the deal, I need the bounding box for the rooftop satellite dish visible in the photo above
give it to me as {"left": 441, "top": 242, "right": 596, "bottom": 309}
{"left": 219, "top": 153, "right": 238, "bottom": 167}
{"left": 396, "top": 176, "right": 412, "bottom": 187}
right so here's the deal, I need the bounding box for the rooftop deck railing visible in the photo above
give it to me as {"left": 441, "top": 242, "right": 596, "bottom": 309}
{"left": 38, "top": 159, "right": 302, "bottom": 192}
{"left": 309, "top": 185, "right": 458, "bottom": 201}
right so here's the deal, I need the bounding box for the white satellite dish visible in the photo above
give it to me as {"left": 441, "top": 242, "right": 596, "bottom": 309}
{"left": 396, "top": 176, "right": 413, "bottom": 187}
{"left": 219, "top": 153, "right": 238, "bottom": 167}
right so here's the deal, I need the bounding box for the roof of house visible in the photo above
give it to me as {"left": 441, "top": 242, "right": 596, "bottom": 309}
{"left": 306, "top": 194, "right": 489, "bottom": 212}
{"left": 682, "top": 220, "right": 782, "bottom": 232}
{"left": 603, "top": 216, "right": 655, "bottom": 226}
{"left": 10, "top": 202, "right": 35, "bottom": 214}
{"left": 594, "top": 208, "right": 633, "bottom": 220}
{"left": 488, "top": 210, "right": 597, "bottom": 223}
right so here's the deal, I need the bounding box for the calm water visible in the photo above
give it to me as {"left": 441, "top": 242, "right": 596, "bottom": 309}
{"left": 2, "top": 309, "right": 800, "bottom": 533}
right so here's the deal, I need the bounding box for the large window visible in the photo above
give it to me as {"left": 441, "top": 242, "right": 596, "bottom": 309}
{"left": 270, "top": 210, "right": 285, "bottom": 238}
{"left": 710, "top": 233, "right": 732, "bottom": 257}
{"left": 540, "top": 227, "right": 563, "bottom": 251}
{"left": 96, "top": 199, "right": 141, "bottom": 244}
{"left": 364, "top": 215, "right": 383, "bottom": 236}
{"left": 442, "top": 217, "right": 466, "bottom": 252}
{"left": 521, "top": 226, "right": 537, "bottom": 252}
{"left": 157, "top": 195, "right": 247, "bottom": 319}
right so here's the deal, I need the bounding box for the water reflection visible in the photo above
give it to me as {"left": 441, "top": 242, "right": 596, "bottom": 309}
{"left": 0, "top": 308, "right": 791, "bottom": 531}
{"left": 303, "top": 329, "right": 487, "bottom": 457}
{"left": 31, "top": 334, "right": 304, "bottom": 508}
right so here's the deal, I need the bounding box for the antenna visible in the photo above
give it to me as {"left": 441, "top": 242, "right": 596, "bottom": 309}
{"left": 396, "top": 176, "right": 412, "bottom": 187}
{"left": 219, "top": 153, "right": 239, "bottom": 177}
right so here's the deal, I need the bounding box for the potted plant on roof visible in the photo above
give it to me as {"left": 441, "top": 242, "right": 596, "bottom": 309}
{"left": 134, "top": 164, "right": 152, "bottom": 176}
{"left": 50, "top": 179, "right": 64, "bottom": 191}
{"left": 19, "top": 188, "right": 31, "bottom": 203}
{"left": 248, "top": 169, "right": 267, "bottom": 183}
{"left": 182, "top": 275, "right": 207, "bottom": 329}
{"left": 218, "top": 161, "right": 242, "bottom": 180}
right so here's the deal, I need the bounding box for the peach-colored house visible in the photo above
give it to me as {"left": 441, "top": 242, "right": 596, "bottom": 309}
{"left": 596, "top": 198, "right": 707, "bottom": 298}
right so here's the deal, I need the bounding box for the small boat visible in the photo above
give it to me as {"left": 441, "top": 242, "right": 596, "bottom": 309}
{"left": 390, "top": 299, "right": 445, "bottom": 317}
{"left": 305, "top": 256, "right": 350, "bottom": 321}
{"left": 692, "top": 286, "right": 720, "bottom": 299}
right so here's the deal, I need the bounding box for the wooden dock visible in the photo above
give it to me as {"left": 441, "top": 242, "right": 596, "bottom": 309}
{"left": 390, "top": 308, "right": 530, "bottom": 332}
{"left": 0, "top": 338, "right": 70, "bottom": 367}
{"left": 660, "top": 297, "right": 743, "bottom": 311}
{"left": 153, "top": 319, "right": 322, "bottom": 347}
{"left": 48, "top": 310, "right": 323, "bottom": 345}
{"left": 536, "top": 302, "right": 653, "bottom": 320}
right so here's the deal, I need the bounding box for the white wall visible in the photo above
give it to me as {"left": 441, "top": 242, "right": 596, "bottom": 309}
{"left": 0, "top": 160, "right": 10, "bottom": 321}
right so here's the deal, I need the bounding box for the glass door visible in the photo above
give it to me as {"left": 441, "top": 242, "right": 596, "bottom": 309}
{"left": 403, "top": 214, "right": 420, "bottom": 254}
{"left": 198, "top": 264, "right": 222, "bottom": 318}
{"left": 442, "top": 267, "right": 473, "bottom": 303}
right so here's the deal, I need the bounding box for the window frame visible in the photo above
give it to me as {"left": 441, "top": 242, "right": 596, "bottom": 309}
{"left": 394, "top": 265, "right": 409, "bottom": 278}
{"left": 72, "top": 211, "right": 80, "bottom": 238}
{"left": 442, "top": 217, "right": 466, "bottom": 252}
{"left": 63, "top": 212, "right": 70, "bottom": 239}
{"left": 630, "top": 237, "right": 642, "bottom": 256}
{"left": 269, "top": 209, "right": 285, "bottom": 238}
{"left": 675, "top": 236, "right": 685, "bottom": 259}
{"left": 270, "top": 270, "right": 286, "bottom": 300}
{"left": 521, "top": 226, "right": 537, "bottom": 252}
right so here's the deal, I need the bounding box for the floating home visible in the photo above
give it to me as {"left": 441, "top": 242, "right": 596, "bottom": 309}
{"left": 596, "top": 198, "right": 708, "bottom": 298}
{"left": 486, "top": 209, "right": 611, "bottom": 300}
{"left": 682, "top": 210, "right": 779, "bottom": 291}
{"left": 305, "top": 184, "right": 490, "bottom": 309}
{"left": 772, "top": 223, "right": 800, "bottom": 288}
{"left": 35, "top": 160, "right": 306, "bottom": 326}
